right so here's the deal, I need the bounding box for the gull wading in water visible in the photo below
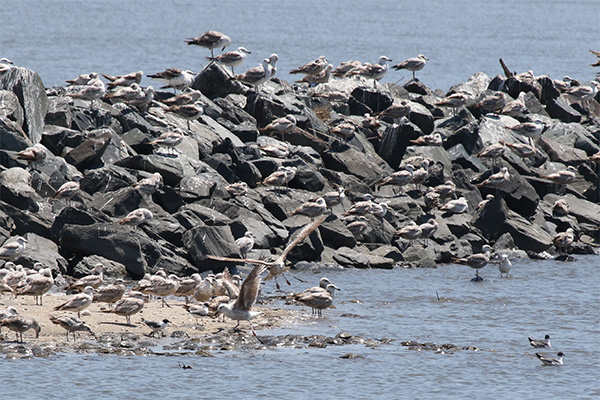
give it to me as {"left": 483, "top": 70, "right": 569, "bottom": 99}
{"left": 208, "top": 215, "right": 327, "bottom": 289}
{"left": 498, "top": 254, "right": 512, "bottom": 277}
{"left": 293, "top": 283, "right": 341, "bottom": 317}
{"left": 453, "top": 245, "right": 492, "bottom": 281}
{"left": 215, "top": 263, "right": 268, "bottom": 342}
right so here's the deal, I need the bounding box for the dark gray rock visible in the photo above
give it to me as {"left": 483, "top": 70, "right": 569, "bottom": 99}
{"left": 323, "top": 141, "right": 392, "bottom": 183}
{"left": 64, "top": 129, "right": 112, "bottom": 170}
{"left": 192, "top": 62, "right": 245, "bottom": 99}
{"left": 350, "top": 87, "right": 393, "bottom": 114}
{"left": 536, "top": 76, "right": 561, "bottom": 105}
{"left": 183, "top": 225, "right": 240, "bottom": 272}
{"left": 407, "top": 101, "right": 434, "bottom": 135}
{"left": 11, "top": 232, "right": 68, "bottom": 273}
{"left": 41, "top": 125, "right": 85, "bottom": 156}
{"left": 72, "top": 255, "right": 127, "bottom": 278}
{"left": 0, "top": 90, "right": 24, "bottom": 127}
{"left": 0, "top": 168, "right": 43, "bottom": 212}
{"left": 45, "top": 96, "right": 73, "bottom": 128}
{"left": 0, "top": 117, "right": 31, "bottom": 152}
{"left": 319, "top": 214, "right": 357, "bottom": 248}
{"left": 115, "top": 154, "right": 192, "bottom": 186}
{"left": 377, "top": 122, "right": 421, "bottom": 170}
{"left": 545, "top": 96, "right": 582, "bottom": 123}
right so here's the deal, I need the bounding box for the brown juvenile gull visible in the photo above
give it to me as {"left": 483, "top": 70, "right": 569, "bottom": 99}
{"left": 52, "top": 174, "right": 83, "bottom": 206}
{"left": 50, "top": 314, "right": 95, "bottom": 341}
{"left": 376, "top": 100, "right": 411, "bottom": 121}
{"left": 506, "top": 121, "right": 544, "bottom": 145}
{"left": 297, "top": 64, "right": 333, "bottom": 86}
{"left": 258, "top": 142, "right": 290, "bottom": 158}
{"left": 262, "top": 166, "right": 297, "bottom": 188}
{"left": 105, "top": 82, "right": 142, "bottom": 102}
{"left": 321, "top": 187, "right": 345, "bottom": 212}
{"left": 435, "top": 92, "right": 468, "bottom": 115}
{"left": 67, "top": 78, "right": 106, "bottom": 110}
{"left": 67, "top": 263, "right": 104, "bottom": 292}
{"left": 314, "top": 91, "right": 351, "bottom": 103}
{"left": 347, "top": 56, "right": 392, "bottom": 87}
{"left": 186, "top": 31, "right": 231, "bottom": 58}
{"left": 4, "top": 264, "right": 26, "bottom": 290}
{"left": 290, "top": 56, "right": 328, "bottom": 75}
{"left": 225, "top": 182, "right": 249, "bottom": 197}
{"left": 103, "top": 70, "right": 143, "bottom": 88}
{"left": 440, "top": 197, "right": 468, "bottom": 214}
{"left": 453, "top": 244, "right": 492, "bottom": 281}
{"left": 410, "top": 132, "right": 443, "bottom": 146}
{"left": 133, "top": 172, "right": 163, "bottom": 196}
{"left": 162, "top": 90, "right": 202, "bottom": 107}
{"left": 16, "top": 143, "right": 47, "bottom": 170}
{"left": 540, "top": 166, "right": 577, "bottom": 185}
{"left": 476, "top": 142, "right": 506, "bottom": 165}
{"left": 378, "top": 164, "right": 414, "bottom": 193}
{"left": 477, "top": 194, "right": 495, "bottom": 210}
{"left": 392, "top": 54, "right": 428, "bottom": 80}
{"left": 0, "top": 236, "right": 27, "bottom": 260}
{"left": 529, "top": 334, "right": 551, "bottom": 348}
{"left": 193, "top": 278, "right": 214, "bottom": 302}
{"left": 175, "top": 273, "right": 203, "bottom": 304}
{"left": 553, "top": 228, "right": 575, "bottom": 255}
{"left": 15, "top": 268, "right": 53, "bottom": 306}
{"left": 329, "top": 122, "right": 356, "bottom": 139}
{"left": 134, "top": 274, "right": 179, "bottom": 308}
{"left": 418, "top": 218, "right": 439, "bottom": 246}
{"left": 116, "top": 207, "right": 153, "bottom": 227}
{"left": 260, "top": 114, "right": 297, "bottom": 141}
{"left": 411, "top": 160, "right": 431, "bottom": 190}
{"left": 290, "top": 197, "right": 328, "bottom": 221}
{"left": 342, "top": 194, "right": 374, "bottom": 216}
{"left": 231, "top": 58, "right": 271, "bottom": 89}
{"left": 433, "top": 180, "right": 456, "bottom": 200}
{"left": 500, "top": 139, "right": 543, "bottom": 159}
{"left": 565, "top": 81, "right": 599, "bottom": 108}
{"left": 369, "top": 202, "right": 389, "bottom": 219}
{"left": 149, "top": 129, "right": 184, "bottom": 154}
{"left": 0, "top": 315, "right": 41, "bottom": 343}
{"left": 215, "top": 263, "right": 268, "bottom": 341}
{"left": 54, "top": 286, "right": 94, "bottom": 318}
{"left": 208, "top": 216, "right": 326, "bottom": 289}
{"left": 108, "top": 291, "right": 147, "bottom": 325}
{"left": 166, "top": 101, "right": 204, "bottom": 130}
{"left": 333, "top": 60, "right": 361, "bottom": 77}
{"left": 93, "top": 279, "right": 126, "bottom": 308}
{"left": 476, "top": 167, "right": 510, "bottom": 189}
{"left": 148, "top": 68, "right": 195, "bottom": 92}
{"left": 536, "top": 352, "right": 564, "bottom": 366}
{"left": 0, "top": 307, "right": 19, "bottom": 334}
{"left": 346, "top": 216, "right": 369, "bottom": 238}
{"left": 423, "top": 187, "right": 441, "bottom": 210}
{"left": 552, "top": 199, "right": 570, "bottom": 217}
{"left": 395, "top": 222, "right": 422, "bottom": 241}
{"left": 125, "top": 85, "right": 154, "bottom": 112}
{"left": 475, "top": 92, "right": 506, "bottom": 113}
{"left": 293, "top": 283, "right": 340, "bottom": 318}
{"left": 236, "top": 231, "right": 255, "bottom": 259}
{"left": 501, "top": 92, "right": 528, "bottom": 117}
{"left": 208, "top": 46, "right": 251, "bottom": 74}
{"left": 66, "top": 72, "right": 98, "bottom": 86}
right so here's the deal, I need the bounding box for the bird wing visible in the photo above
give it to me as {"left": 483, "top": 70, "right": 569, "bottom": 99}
{"left": 234, "top": 264, "right": 268, "bottom": 311}
{"left": 276, "top": 215, "right": 326, "bottom": 263}
{"left": 222, "top": 268, "right": 240, "bottom": 298}
{"left": 206, "top": 255, "right": 270, "bottom": 266}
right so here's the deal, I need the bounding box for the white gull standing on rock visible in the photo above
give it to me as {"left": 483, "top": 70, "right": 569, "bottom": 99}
{"left": 440, "top": 197, "right": 468, "bottom": 214}
{"left": 207, "top": 46, "right": 251, "bottom": 74}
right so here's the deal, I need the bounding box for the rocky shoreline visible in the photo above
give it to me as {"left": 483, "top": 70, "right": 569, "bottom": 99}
{"left": 1, "top": 61, "right": 598, "bottom": 278}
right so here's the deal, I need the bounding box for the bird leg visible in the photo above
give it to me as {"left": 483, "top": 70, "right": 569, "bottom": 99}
{"left": 249, "top": 322, "right": 265, "bottom": 345}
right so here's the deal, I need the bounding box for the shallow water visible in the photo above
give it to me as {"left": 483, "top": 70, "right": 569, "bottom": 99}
{"left": 1, "top": 255, "right": 598, "bottom": 399}
{"left": 1, "top": 0, "right": 598, "bottom": 91}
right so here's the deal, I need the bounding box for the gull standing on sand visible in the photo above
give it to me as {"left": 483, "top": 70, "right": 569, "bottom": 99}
{"left": 54, "top": 286, "right": 94, "bottom": 318}
{"left": 215, "top": 263, "right": 268, "bottom": 341}
{"left": 184, "top": 302, "right": 210, "bottom": 326}
{"left": 208, "top": 47, "right": 251, "bottom": 74}
{"left": 0, "top": 236, "right": 27, "bottom": 260}
{"left": 66, "top": 263, "right": 104, "bottom": 291}
{"left": 0, "top": 315, "right": 41, "bottom": 342}
{"left": 453, "top": 245, "right": 492, "bottom": 281}
{"left": 392, "top": 54, "right": 428, "bottom": 80}
{"left": 109, "top": 291, "right": 147, "bottom": 325}
{"left": 93, "top": 279, "right": 126, "bottom": 308}
{"left": 536, "top": 352, "right": 564, "bottom": 366}
{"left": 529, "top": 334, "right": 551, "bottom": 348}
{"left": 440, "top": 197, "right": 468, "bottom": 214}
{"left": 293, "top": 283, "right": 341, "bottom": 317}
{"left": 186, "top": 31, "right": 231, "bottom": 58}
{"left": 290, "top": 197, "right": 328, "bottom": 220}
{"left": 236, "top": 231, "right": 255, "bottom": 259}
{"left": 15, "top": 268, "right": 53, "bottom": 305}
{"left": 166, "top": 101, "right": 204, "bottom": 130}
{"left": 553, "top": 228, "right": 575, "bottom": 255}
{"left": 52, "top": 174, "right": 83, "bottom": 206}
{"left": 50, "top": 314, "right": 95, "bottom": 341}
{"left": 142, "top": 318, "right": 171, "bottom": 337}
{"left": 498, "top": 254, "right": 512, "bottom": 277}
{"left": 149, "top": 129, "right": 184, "bottom": 154}
{"left": 208, "top": 216, "right": 326, "bottom": 289}
{"left": 116, "top": 208, "right": 153, "bottom": 228}
{"left": 148, "top": 68, "right": 195, "bottom": 92}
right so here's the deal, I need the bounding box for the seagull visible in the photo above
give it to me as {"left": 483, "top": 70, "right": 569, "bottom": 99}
{"left": 333, "top": 60, "right": 362, "bottom": 77}
{"left": 0, "top": 307, "right": 19, "bottom": 334}
{"left": 498, "top": 254, "right": 512, "bottom": 277}
{"left": 236, "top": 231, "right": 255, "bottom": 259}
{"left": 0, "top": 236, "right": 27, "bottom": 260}
{"left": 148, "top": 68, "right": 195, "bottom": 92}
{"left": 103, "top": 70, "right": 143, "bottom": 88}
{"left": 52, "top": 174, "right": 83, "bottom": 206}
{"left": 536, "top": 352, "right": 564, "bottom": 366}
{"left": 376, "top": 101, "right": 411, "bottom": 121}
{"left": 342, "top": 194, "right": 374, "bottom": 216}
{"left": 410, "top": 133, "right": 443, "bottom": 146}
{"left": 392, "top": 54, "right": 428, "bottom": 80}
{"left": 149, "top": 129, "right": 184, "bottom": 154}
{"left": 435, "top": 92, "right": 468, "bottom": 115}
{"left": 541, "top": 166, "right": 577, "bottom": 185}
{"left": 142, "top": 318, "right": 171, "bottom": 337}
{"left": 378, "top": 164, "right": 414, "bottom": 193}
{"left": 395, "top": 222, "right": 422, "bottom": 241}
{"left": 166, "top": 101, "right": 204, "bottom": 130}
{"left": 506, "top": 121, "right": 544, "bottom": 145}
{"left": 476, "top": 143, "right": 506, "bottom": 165}
{"left": 329, "top": 122, "right": 356, "bottom": 139}
{"left": 16, "top": 143, "right": 47, "bottom": 170}
{"left": 108, "top": 291, "right": 147, "bottom": 325}
{"left": 475, "top": 92, "right": 506, "bottom": 113}
{"left": 433, "top": 181, "right": 457, "bottom": 200}
{"left": 0, "top": 315, "right": 41, "bottom": 343}
{"left": 258, "top": 142, "right": 290, "bottom": 158}
{"left": 453, "top": 245, "right": 492, "bottom": 281}
{"left": 290, "top": 56, "right": 328, "bottom": 75}
{"left": 500, "top": 140, "right": 543, "bottom": 159}
{"left": 67, "top": 78, "right": 106, "bottom": 110}
{"left": 262, "top": 166, "right": 297, "bottom": 189}
{"left": 105, "top": 82, "right": 142, "bottom": 102}
{"left": 186, "top": 31, "right": 231, "bottom": 58}
{"left": 161, "top": 90, "right": 202, "bottom": 107}
{"left": 552, "top": 199, "right": 570, "bottom": 217}
{"left": 347, "top": 56, "right": 392, "bottom": 87}
{"left": 260, "top": 115, "right": 297, "bottom": 141}
{"left": 126, "top": 85, "right": 155, "bottom": 112}
{"left": 290, "top": 197, "right": 328, "bottom": 220}
{"left": 207, "top": 46, "right": 251, "bottom": 74}
{"left": 231, "top": 58, "right": 272, "bottom": 90}
{"left": 296, "top": 64, "right": 333, "bottom": 86}
{"left": 476, "top": 167, "right": 510, "bottom": 188}
{"left": 418, "top": 218, "right": 439, "bottom": 246}
{"left": 183, "top": 302, "right": 210, "bottom": 326}
{"left": 174, "top": 274, "right": 203, "bottom": 304}
{"left": 225, "top": 182, "right": 249, "bottom": 197}
{"left": 50, "top": 314, "right": 95, "bottom": 341}
{"left": 15, "top": 268, "right": 53, "bottom": 305}
{"left": 208, "top": 216, "right": 326, "bottom": 289}
{"left": 423, "top": 187, "right": 441, "bottom": 210}
{"left": 116, "top": 208, "right": 153, "bottom": 228}
{"left": 440, "top": 197, "right": 468, "bottom": 214}
{"left": 66, "top": 263, "right": 104, "bottom": 291}
{"left": 321, "top": 187, "right": 345, "bottom": 212}
{"left": 501, "top": 92, "right": 528, "bottom": 117}
{"left": 65, "top": 72, "right": 98, "bottom": 86}
{"left": 133, "top": 274, "right": 179, "bottom": 307}
{"left": 346, "top": 216, "right": 369, "bottom": 238}
{"left": 293, "top": 283, "right": 340, "bottom": 317}
{"left": 477, "top": 194, "right": 495, "bottom": 210}
{"left": 553, "top": 228, "right": 575, "bottom": 255}
{"left": 93, "top": 279, "right": 126, "bottom": 308}
{"left": 565, "top": 81, "right": 599, "bottom": 109}
{"left": 133, "top": 172, "right": 163, "bottom": 196}
{"left": 529, "top": 334, "right": 551, "bottom": 348}
{"left": 54, "top": 286, "right": 94, "bottom": 318}
{"left": 215, "top": 263, "right": 268, "bottom": 342}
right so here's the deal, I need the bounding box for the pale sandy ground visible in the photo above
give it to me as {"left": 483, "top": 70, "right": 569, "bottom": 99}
{"left": 0, "top": 291, "right": 301, "bottom": 344}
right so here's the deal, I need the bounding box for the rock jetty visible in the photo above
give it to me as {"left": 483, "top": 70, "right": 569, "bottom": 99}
{"left": 0, "top": 62, "right": 598, "bottom": 279}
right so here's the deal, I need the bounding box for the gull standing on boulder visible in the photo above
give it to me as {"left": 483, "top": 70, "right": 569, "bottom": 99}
{"left": 260, "top": 114, "right": 297, "bottom": 142}
{"left": 16, "top": 143, "right": 47, "bottom": 171}
{"left": 52, "top": 174, "right": 83, "bottom": 206}
{"left": 297, "top": 64, "right": 333, "bottom": 86}
{"left": 500, "top": 139, "right": 543, "bottom": 159}
{"left": 149, "top": 129, "right": 184, "bottom": 154}
{"left": 476, "top": 142, "right": 506, "bottom": 165}
{"left": 418, "top": 218, "right": 439, "bottom": 246}
{"left": 553, "top": 228, "right": 575, "bottom": 255}
{"left": 231, "top": 57, "right": 272, "bottom": 91}
{"left": 474, "top": 92, "right": 506, "bottom": 113}
{"left": 186, "top": 31, "right": 231, "bottom": 58}
{"left": 116, "top": 208, "right": 153, "bottom": 228}
{"left": 162, "top": 90, "right": 202, "bottom": 107}
{"left": 208, "top": 47, "right": 251, "bottom": 74}
{"left": 67, "top": 77, "right": 106, "bottom": 110}
{"left": 133, "top": 172, "right": 163, "bottom": 197}
{"left": 376, "top": 100, "right": 411, "bottom": 122}
{"left": 225, "top": 182, "right": 249, "bottom": 197}
{"left": 262, "top": 166, "right": 297, "bottom": 190}
{"left": 166, "top": 101, "right": 204, "bottom": 130}
{"left": 321, "top": 187, "right": 345, "bottom": 212}
{"left": 103, "top": 70, "right": 143, "bottom": 88}
{"left": 410, "top": 132, "right": 443, "bottom": 146}
{"left": 148, "top": 68, "right": 195, "bottom": 92}
{"left": 346, "top": 216, "right": 369, "bottom": 239}
{"left": 395, "top": 222, "right": 422, "bottom": 242}
{"left": 440, "top": 197, "right": 468, "bottom": 214}
{"left": 65, "top": 72, "right": 97, "bottom": 86}
{"left": 290, "top": 197, "right": 328, "bottom": 221}
{"left": 392, "top": 54, "right": 428, "bottom": 80}
{"left": 347, "top": 56, "right": 392, "bottom": 87}
{"left": 378, "top": 164, "right": 414, "bottom": 194}
{"left": 342, "top": 194, "right": 374, "bottom": 216}
{"left": 506, "top": 120, "right": 544, "bottom": 146}
{"left": 476, "top": 167, "right": 510, "bottom": 189}
{"left": 435, "top": 92, "right": 468, "bottom": 115}
{"left": 565, "top": 81, "right": 599, "bottom": 109}
{"left": 236, "top": 231, "right": 255, "bottom": 259}
{"left": 541, "top": 166, "right": 577, "bottom": 185}
{"left": 290, "top": 56, "right": 328, "bottom": 76}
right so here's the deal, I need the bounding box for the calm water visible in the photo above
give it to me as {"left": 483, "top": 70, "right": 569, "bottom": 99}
{"left": 1, "top": 0, "right": 598, "bottom": 91}
{"left": 1, "top": 255, "right": 599, "bottom": 399}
